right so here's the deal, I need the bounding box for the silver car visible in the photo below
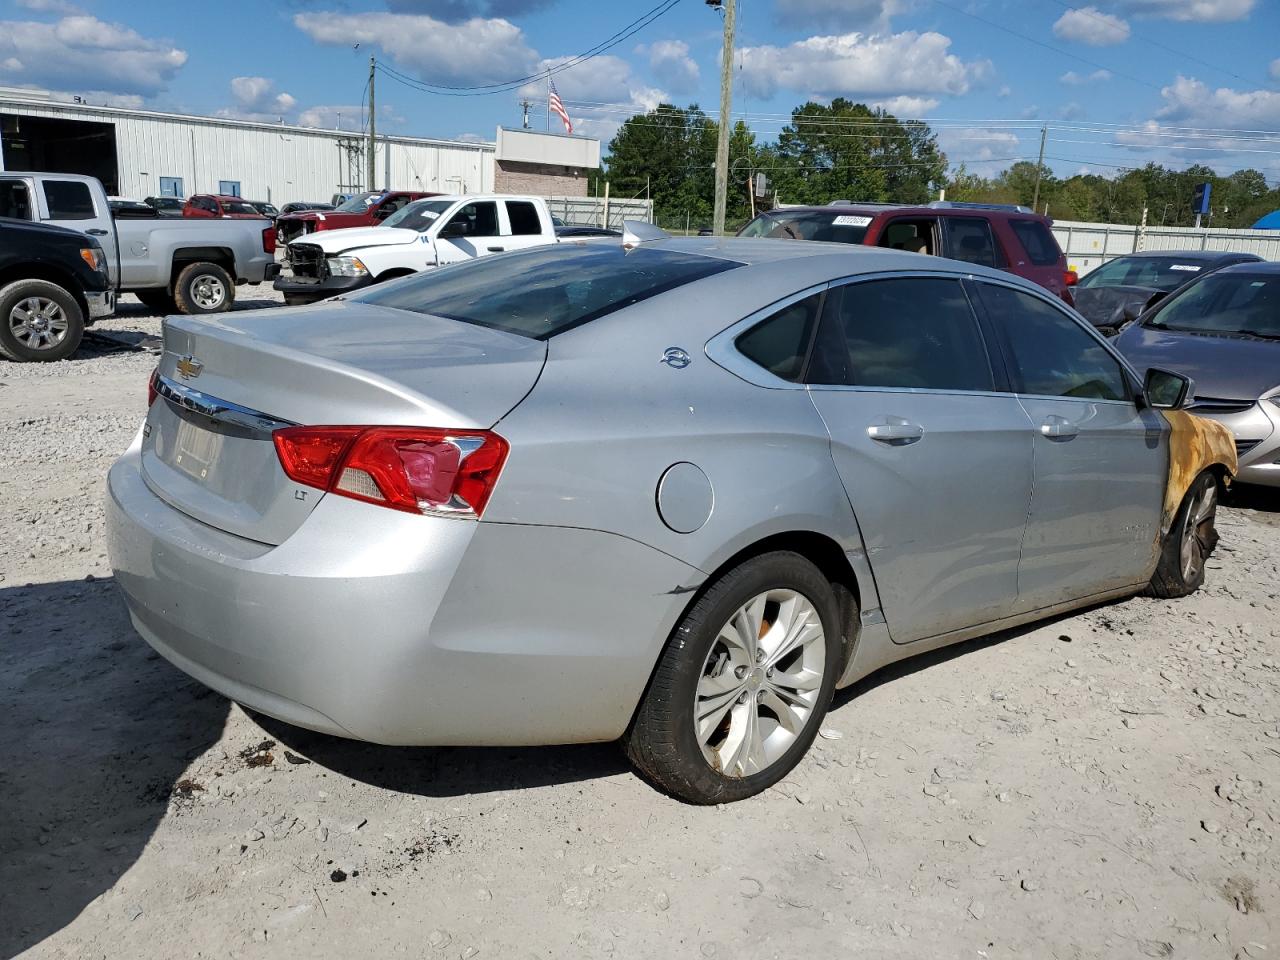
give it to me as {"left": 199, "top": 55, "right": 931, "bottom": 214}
{"left": 1113, "top": 260, "right": 1280, "bottom": 487}
{"left": 107, "top": 235, "right": 1236, "bottom": 804}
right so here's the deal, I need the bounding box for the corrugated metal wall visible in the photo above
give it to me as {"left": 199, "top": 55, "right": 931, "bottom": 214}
{"left": 1054, "top": 219, "right": 1280, "bottom": 275}
{"left": 0, "top": 98, "right": 494, "bottom": 204}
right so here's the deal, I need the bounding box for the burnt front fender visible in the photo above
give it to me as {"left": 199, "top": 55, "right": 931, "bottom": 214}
{"left": 1159, "top": 409, "right": 1237, "bottom": 534}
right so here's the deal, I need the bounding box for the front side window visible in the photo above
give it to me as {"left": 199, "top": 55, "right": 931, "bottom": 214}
{"left": 506, "top": 200, "right": 542, "bottom": 236}
{"left": 350, "top": 245, "right": 741, "bottom": 340}
{"left": 0, "top": 180, "right": 33, "bottom": 220}
{"left": 807, "top": 277, "right": 995, "bottom": 392}
{"left": 943, "top": 217, "right": 1001, "bottom": 268}
{"left": 979, "top": 283, "right": 1128, "bottom": 401}
{"left": 443, "top": 201, "right": 498, "bottom": 237}
{"left": 42, "top": 180, "right": 95, "bottom": 220}
{"left": 735, "top": 293, "right": 822, "bottom": 383}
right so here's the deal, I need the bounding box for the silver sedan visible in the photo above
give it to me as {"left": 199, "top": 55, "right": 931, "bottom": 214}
{"left": 107, "top": 232, "right": 1235, "bottom": 803}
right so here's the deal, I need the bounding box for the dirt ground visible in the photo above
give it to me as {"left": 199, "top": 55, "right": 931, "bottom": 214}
{"left": 2, "top": 290, "right": 1279, "bottom": 959}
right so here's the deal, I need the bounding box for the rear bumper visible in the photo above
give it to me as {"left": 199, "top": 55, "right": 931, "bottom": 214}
{"left": 105, "top": 441, "right": 701, "bottom": 745}
{"left": 272, "top": 273, "right": 372, "bottom": 303}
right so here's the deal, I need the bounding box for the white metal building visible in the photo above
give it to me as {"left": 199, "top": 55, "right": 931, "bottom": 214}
{"left": 0, "top": 87, "right": 496, "bottom": 204}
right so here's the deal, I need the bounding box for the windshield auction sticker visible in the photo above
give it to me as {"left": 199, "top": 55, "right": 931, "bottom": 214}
{"left": 832, "top": 215, "right": 873, "bottom": 227}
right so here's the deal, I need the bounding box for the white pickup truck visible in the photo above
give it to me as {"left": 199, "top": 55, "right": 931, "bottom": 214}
{"left": 0, "top": 171, "right": 280, "bottom": 317}
{"left": 274, "top": 194, "right": 559, "bottom": 305}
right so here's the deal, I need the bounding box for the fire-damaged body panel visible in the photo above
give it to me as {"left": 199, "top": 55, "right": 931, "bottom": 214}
{"left": 1159, "top": 409, "right": 1237, "bottom": 533}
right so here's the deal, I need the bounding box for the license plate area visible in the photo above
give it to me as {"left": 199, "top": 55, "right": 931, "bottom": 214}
{"left": 173, "top": 417, "right": 222, "bottom": 481}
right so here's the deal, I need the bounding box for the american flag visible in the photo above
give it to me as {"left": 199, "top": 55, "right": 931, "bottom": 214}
{"left": 549, "top": 81, "right": 573, "bottom": 135}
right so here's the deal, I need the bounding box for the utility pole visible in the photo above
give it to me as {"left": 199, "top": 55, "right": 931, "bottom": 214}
{"left": 1031, "top": 124, "right": 1047, "bottom": 213}
{"left": 712, "top": 0, "right": 736, "bottom": 237}
{"left": 367, "top": 56, "right": 377, "bottom": 191}
{"left": 521, "top": 100, "right": 532, "bottom": 130}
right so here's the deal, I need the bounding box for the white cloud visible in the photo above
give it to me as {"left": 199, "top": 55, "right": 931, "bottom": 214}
{"left": 295, "top": 103, "right": 405, "bottom": 133}
{"left": 1058, "top": 101, "right": 1086, "bottom": 119}
{"left": 1271, "top": 58, "right": 1280, "bottom": 81}
{"left": 453, "top": 132, "right": 492, "bottom": 144}
{"left": 1060, "top": 68, "right": 1112, "bottom": 85}
{"left": 997, "top": 85, "right": 1012, "bottom": 98}
{"left": 214, "top": 76, "right": 299, "bottom": 122}
{"left": 773, "top": 0, "right": 907, "bottom": 32}
{"left": 518, "top": 54, "right": 666, "bottom": 143}
{"left": 1117, "top": 0, "right": 1254, "bottom": 22}
{"left": 939, "top": 128, "right": 1022, "bottom": 165}
{"left": 15, "top": 0, "right": 81, "bottom": 11}
{"left": 1052, "top": 7, "right": 1130, "bottom": 45}
{"left": 294, "top": 11, "right": 536, "bottom": 85}
{"left": 0, "top": 15, "right": 186, "bottom": 96}
{"left": 641, "top": 39, "right": 699, "bottom": 94}
{"left": 1116, "top": 75, "right": 1280, "bottom": 159}
{"left": 872, "top": 95, "right": 939, "bottom": 115}
{"left": 738, "top": 31, "right": 990, "bottom": 102}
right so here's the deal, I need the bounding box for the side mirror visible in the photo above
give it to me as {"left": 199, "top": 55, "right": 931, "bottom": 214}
{"left": 1144, "top": 368, "right": 1195, "bottom": 410}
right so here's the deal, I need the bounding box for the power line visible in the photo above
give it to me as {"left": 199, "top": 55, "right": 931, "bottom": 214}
{"left": 372, "top": 0, "right": 682, "bottom": 97}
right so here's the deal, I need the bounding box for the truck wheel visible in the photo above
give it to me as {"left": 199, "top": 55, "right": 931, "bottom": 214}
{"left": 173, "top": 262, "right": 235, "bottom": 315}
{"left": 0, "top": 279, "right": 85, "bottom": 362}
{"left": 135, "top": 289, "right": 176, "bottom": 313}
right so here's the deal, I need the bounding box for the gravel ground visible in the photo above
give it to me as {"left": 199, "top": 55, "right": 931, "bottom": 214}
{"left": 2, "top": 290, "right": 1279, "bottom": 959}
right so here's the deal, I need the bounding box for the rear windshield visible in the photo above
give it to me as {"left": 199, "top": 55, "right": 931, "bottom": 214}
{"left": 738, "top": 209, "right": 871, "bottom": 244}
{"left": 1079, "top": 255, "right": 1211, "bottom": 293}
{"left": 1009, "top": 220, "right": 1061, "bottom": 266}
{"left": 349, "top": 244, "right": 741, "bottom": 339}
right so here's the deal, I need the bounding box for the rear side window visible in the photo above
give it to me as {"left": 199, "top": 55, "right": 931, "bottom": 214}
{"left": 808, "top": 277, "right": 995, "bottom": 392}
{"left": 506, "top": 201, "right": 542, "bottom": 236}
{"left": 1009, "top": 220, "right": 1061, "bottom": 266}
{"left": 944, "top": 217, "right": 1002, "bottom": 268}
{"left": 350, "top": 244, "right": 741, "bottom": 340}
{"left": 0, "top": 180, "right": 33, "bottom": 220}
{"left": 978, "top": 283, "right": 1127, "bottom": 401}
{"left": 735, "top": 293, "right": 822, "bottom": 383}
{"left": 42, "top": 180, "right": 96, "bottom": 220}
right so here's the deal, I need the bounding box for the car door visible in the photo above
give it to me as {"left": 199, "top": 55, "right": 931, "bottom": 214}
{"left": 502, "top": 200, "right": 549, "bottom": 253}
{"left": 435, "top": 201, "right": 501, "bottom": 265}
{"left": 38, "top": 177, "right": 119, "bottom": 286}
{"left": 972, "top": 279, "right": 1166, "bottom": 609}
{"left": 806, "top": 274, "right": 1035, "bottom": 643}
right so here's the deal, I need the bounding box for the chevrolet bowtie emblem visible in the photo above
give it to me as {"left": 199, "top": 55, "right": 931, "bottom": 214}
{"left": 176, "top": 355, "right": 204, "bottom": 379}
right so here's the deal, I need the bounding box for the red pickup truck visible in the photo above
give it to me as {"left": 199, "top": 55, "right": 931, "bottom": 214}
{"left": 183, "top": 194, "right": 267, "bottom": 219}
{"left": 274, "top": 190, "right": 438, "bottom": 245}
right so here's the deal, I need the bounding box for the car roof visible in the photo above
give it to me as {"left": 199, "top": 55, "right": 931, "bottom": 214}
{"left": 1114, "top": 249, "right": 1262, "bottom": 261}
{"left": 781, "top": 204, "right": 1052, "bottom": 224}
{"left": 1215, "top": 260, "right": 1280, "bottom": 275}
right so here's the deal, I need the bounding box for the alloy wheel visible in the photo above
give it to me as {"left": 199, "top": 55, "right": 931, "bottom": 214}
{"left": 1179, "top": 482, "right": 1216, "bottom": 581}
{"left": 694, "top": 589, "right": 827, "bottom": 777}
{"left": 8, "top": 297, "right": 69, "bottom": 351}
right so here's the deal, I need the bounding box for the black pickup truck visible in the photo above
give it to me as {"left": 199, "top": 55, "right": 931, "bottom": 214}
{"left": 0, "top": 216, "right": 114, "bottom": 361}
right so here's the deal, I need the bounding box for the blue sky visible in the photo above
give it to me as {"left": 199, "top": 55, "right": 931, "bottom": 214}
{"left": 2, "top": 0, "right": 1279, "bottom": 181}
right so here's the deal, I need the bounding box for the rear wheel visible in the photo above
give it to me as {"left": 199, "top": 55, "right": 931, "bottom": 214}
{"left": 0, "top": 279, "right": 85, "bottom": 362}
{"left": 173, "top": 262, "right": 234, "bottom": 315}
{"left": 1148, "top": 471, "right": 1219, "bottom": 598}
{"left": 625, "top": 551, "right": 842, "bottom": 804}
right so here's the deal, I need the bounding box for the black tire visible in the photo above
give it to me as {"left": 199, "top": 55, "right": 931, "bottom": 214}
{"left": 624, "top": 551, "right": 843, "bottom": 804}
{"left": 1147, "top": 471, "right": 1219, "bottom": 599}
{"left": 0, "top": 279, "right": 85, "bottom": 362}
{"left": 134, "top": 289, "right": 176, "bottom": 313}
{"left": 173, "top": 262, "right": 235, "bottom": 315}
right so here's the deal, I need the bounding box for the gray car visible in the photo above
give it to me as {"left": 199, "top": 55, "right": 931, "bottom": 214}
{"left": 106, "top": 235, "right": 1236, "bottom": 803}
{"left": 1114, "top": 260, "right": 1280, "bottom": 487}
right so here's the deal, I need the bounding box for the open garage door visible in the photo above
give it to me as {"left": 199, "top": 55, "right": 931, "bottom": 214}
{"left": 1, "top": 114, "right": 119, "bottom": 194}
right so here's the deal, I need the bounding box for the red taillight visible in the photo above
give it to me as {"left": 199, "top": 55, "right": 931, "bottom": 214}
{"left": 1064, "top": 270, "right": 1079, "bottom": 287}
{"left": 273, "top": 426, "right": 508, "bottom": 518}
{"left": 147, "top": 367, "right": 159, "bottom": 407}
{"left": 262, "top": 226, "right": 277, "bottom": 255}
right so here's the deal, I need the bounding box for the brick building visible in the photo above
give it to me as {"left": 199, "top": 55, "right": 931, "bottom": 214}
{"left": 493, "top": 127, "right": 600, "bottom": 198}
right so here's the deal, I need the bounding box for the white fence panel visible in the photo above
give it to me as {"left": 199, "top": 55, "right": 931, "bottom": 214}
{"left": 1053, "top": 219, "right": 1280, "bottom": 275}
{"left": 545, "top": 196, "right": 653, "bottom": 229}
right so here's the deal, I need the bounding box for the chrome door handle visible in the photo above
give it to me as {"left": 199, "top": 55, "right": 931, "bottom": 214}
{"left": 867, "top": 419, "right": 924, "bottom": 445}
{"left": 86, "top": 228, "right": 109, "bottom": 235}
{"left": 1040, "top": 416, "right": 1079, "bottom": 440}
{"left": 486, "top": 245, "right": 505, "bottom": 252}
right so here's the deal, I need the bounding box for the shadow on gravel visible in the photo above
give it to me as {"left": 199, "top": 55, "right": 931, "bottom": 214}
{"left": 0, "top": 578, "right": 228, "bottom": 959}
{"left": 1225, "top": 483, "right": 1280, "bottom": 522}
{"left": 252, "top": 715, "right": 630, "bottom": 799}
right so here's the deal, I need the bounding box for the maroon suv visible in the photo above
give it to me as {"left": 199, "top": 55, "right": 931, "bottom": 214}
{"left": 274, "top": 190, "right": 438, "bottom": 245}
{"left": 738, "top": 201, "right": 1077, "bottom": 303}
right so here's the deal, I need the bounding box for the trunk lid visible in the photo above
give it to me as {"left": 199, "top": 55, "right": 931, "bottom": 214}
{"left": 141, "top": 300, "right": 546, "bottom": 544}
